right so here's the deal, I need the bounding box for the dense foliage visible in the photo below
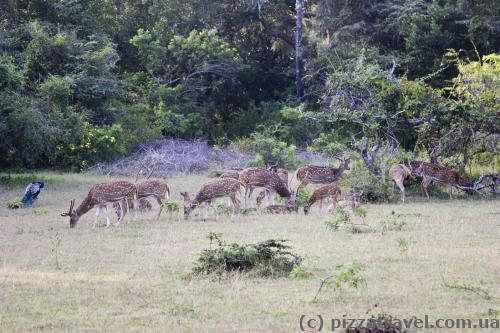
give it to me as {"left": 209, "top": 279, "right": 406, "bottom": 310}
{"left": 1, "top": 0, "right": 498, "bottom": 170}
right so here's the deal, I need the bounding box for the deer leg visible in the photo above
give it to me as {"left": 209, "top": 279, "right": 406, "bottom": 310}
{"left": 156, "top": 197, "right": 163, "bottom": 220}
{"left": 248, "top": 186, "right": 255, "bottom": 208}
{"left": 270, "top": 190, "right": 276, "bottom": 205}
{"left": 448, "top": 184, "right": 453, "bottom": 199}
{"left": 103, "top": 205, "right": 111, "bottom": 228}
{"left": 230, "top": 193, "right": 240, "bottom": 215}
{"left": 116, "top": 200, "right": 124, "bottom": 225}
{"left": 396, "top": 179, "right": 405, "bottom": 203}
{"left": 133, "top": 194, "right": 138, "bottom": 219}
{"left": 93, "top": 206, "right": 101, "bottom": 228}
{"left": 210, "top": 202, "right": 218, "bottom": 221}
{"left": 202, "top": 203, "right": 208, "bottom": 221}
{"left": 422, "top": 176, "right": 431, "bottom": 198}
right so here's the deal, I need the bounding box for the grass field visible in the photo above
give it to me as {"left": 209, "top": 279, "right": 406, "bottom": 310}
{"left": 0, "top": 172, "right": 499, "bottom": 332}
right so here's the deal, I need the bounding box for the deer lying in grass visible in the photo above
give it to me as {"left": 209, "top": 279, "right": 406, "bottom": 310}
{"left": 415, "top": 162, "right": 472, "bottom": 198}
{"left": 332, "top": 191, "right": 363, "bottom": 214}
{"left": 61, "top": 180, "right": 137, "bottom": 228}
{"left": 303, "top": 183, "right": 341, "bottom": 215}
{"left": 389, "top": 163, "right": 414, "bottom": 202}
{"left": 113, "top": 179, "right": 170, "bottom": 220}
{"left": 295, "top": 157, "right": 350, "bottom": 194}
{"left": 239, "top": 167, "right": 294, "bottom": 208}
{"left": 181, "top": 178, "right": 244, "bottom": 220}
{"left": 260, "top": 193, "right": 297, "bottom": 214}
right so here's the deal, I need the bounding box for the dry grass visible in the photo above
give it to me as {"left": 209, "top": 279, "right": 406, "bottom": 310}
{"left": 0, "top": 172, "right": 499, "bottom": 332}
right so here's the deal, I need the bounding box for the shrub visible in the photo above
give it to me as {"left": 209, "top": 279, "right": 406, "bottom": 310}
{"left": 313, "top": 262, "right": 366, "bottom": 302}
{"left": 339, "top": 159, "right": 392, "bottom": 202}
{"left": 192, "top": 234, "right": 302, "bottom": 278}
{"left": 296, "top": 187, "right": 310, "bottom": 207}
{"left": 324, "top": 206, "right": 350, "bottom": 231}
{"left": 161, "top": 199, "right": 180, "bottom": 214}
{"left": 379, "top": 211, "right": 406, "bottom": 233}
{"left": 215, "top": 203, "right": 232, "bottom": 216}
{"left": 289, "top": 265, "right": 314, "bottom": 280}
{"left": 236, "top": 125, "right": 302, "bottom": 169}
{"left": 7, "top": 199, "right": 22, "bottom": 209}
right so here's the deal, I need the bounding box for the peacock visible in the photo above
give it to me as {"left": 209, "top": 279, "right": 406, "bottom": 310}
{"left": 21, "top": 181, "right": 45, "bottom": 206}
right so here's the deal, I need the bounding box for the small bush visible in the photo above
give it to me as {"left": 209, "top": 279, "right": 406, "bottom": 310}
{"left": 379, "top": 211, "right": 406, "bottom": 233}
{"left": 161, "top": 199, "right": 180, "bottom": 213}
{"left": 289, "top": 265, "right": 314, "bottom": 280}
{"left": 314, "top": 262, "right": 366, "bottom": 302}
{"left": 7, "top": 199, "right": 22, "bottom": 209}
{"left": 324, "top": 206, "right": 351, "bottom": 231}
{"left": 192, "top": 234, "right": 302, "bottom": 278}
{"left": 338, "top": 160, "right": 392, "bottom": 202}
{"left": 296, "top": 187, "right": 310, "bottom": 207}
{"left": 215, "top": 203, "right": 232, "bottom": 216}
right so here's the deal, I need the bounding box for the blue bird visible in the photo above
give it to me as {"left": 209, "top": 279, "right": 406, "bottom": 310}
{"left": 21, "top": 181, "right": 45, "bottom": 206}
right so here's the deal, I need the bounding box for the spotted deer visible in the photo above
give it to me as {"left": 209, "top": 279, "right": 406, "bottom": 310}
{"left": 256, "top": 168, "right": 289, "bottom": 207}
{"left": 113, "top": 179, "right": 170, "bottom": 219}
{"left": 181, "top": 178, "right": 244, "bottom": 220}
{"left": 262, "top": 202, "right": 298, "bottom": 214}
{"left": 334, "top": 191, "right": 363, "bottom": 214}
{"left": 416, "top": 162, "right": 471, "bottom": 198}
{"left": 295, "top": 158, "right": 350, "bottom": 194}
{"left": 303, "top": 183, "right": 342, "bottom": 215}
{"left": 239, "top": 167, "right": 293, "bottom": 208}
{"left": 61, "top": 180, "right": 137, "bottom": 228}
{"left": 389, "top": 163, "right": 414, "bottom": 202}
{"left": 219, "top": 170, "right": 240, "bottom": 180}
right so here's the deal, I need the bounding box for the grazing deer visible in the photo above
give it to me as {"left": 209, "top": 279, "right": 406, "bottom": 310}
{"left": 295, "top": 158, "right": 350, "bottom": 194}
{"left": 389, "top": 163, "right": 414, "bottom": 203}
{"left": 334, "top": 191, "right": 363, "bottom": 214}
{"left": 416, "top": 162, "right": 471, "bottom": 198}
{"left": 61, "top": 180, "right": 137, "bottom": 228}
{"left": 239, "top": 167, "right": 293, "bottom": 208}
{"left": 113, "top": 179, "right": 170, "bottom": 219}
{"left": 256, "top": 168, "right": 289, "bottom": 207}
{"left": 303, "top": 183, "right": 342, "bottom": 215}
{"left": 181, "top": 178, "right": 244, "bottom": 220}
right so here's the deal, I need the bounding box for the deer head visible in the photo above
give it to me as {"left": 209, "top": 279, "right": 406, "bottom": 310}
{"left": 353, "top": 190, "right": 363, "bottom": 203}
{"left": 337, "top": 157, "right": 351, "bottom": 171}
{"left": 180, "top": 192, "right": 194, "bottom": 219}
{"left": 61, "top": 199, "right": 79, "bottom": 228}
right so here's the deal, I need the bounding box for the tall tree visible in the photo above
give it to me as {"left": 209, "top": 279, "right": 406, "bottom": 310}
{"left": 295, "top": 0, "right": 304, "bottom": 100}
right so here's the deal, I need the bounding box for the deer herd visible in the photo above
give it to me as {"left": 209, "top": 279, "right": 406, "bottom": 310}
{"left": 61, "top": 158, "right": 476, "bottom": 228}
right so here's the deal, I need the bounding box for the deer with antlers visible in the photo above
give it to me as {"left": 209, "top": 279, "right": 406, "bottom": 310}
{"left": 181, "top": 178, "right": 244, "bottom": 220}
{"left": 415, "top": 162, "right": 472, "bottom": 198}
{"left": 113, "top": 179, "right": 170, "bottom": 220}
{"left": 61, "top": 180, "right": 137, "bottom": 228}
{"left": 295, "top": 157, "right": 350, "bottom": 194}
{"left": 389, "top": 163, "right": 414, "bottom": 203}
{"left": 239, "top": 167, "right": 294, "bottom": 208}
{"left": 303, "top": 183, "right": 342, "bottom": 215}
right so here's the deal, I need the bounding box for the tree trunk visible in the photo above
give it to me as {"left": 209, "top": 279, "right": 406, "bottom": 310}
{"left": 295, "top": 0, "right": 304, "bottom": 100}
